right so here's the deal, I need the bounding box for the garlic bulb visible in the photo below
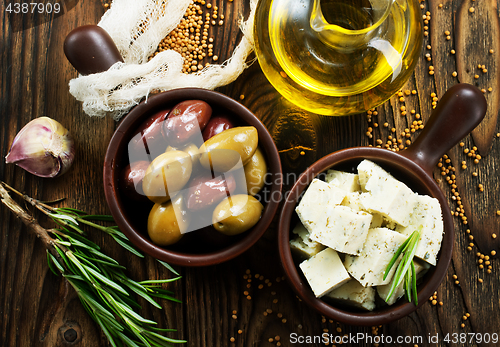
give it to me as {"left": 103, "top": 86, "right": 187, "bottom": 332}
{"left": 5, "top": 117, "right": 75, "bottom": 178}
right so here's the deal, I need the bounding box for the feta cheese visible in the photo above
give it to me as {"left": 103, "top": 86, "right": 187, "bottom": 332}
{"left": 344, "top": 227, "right": 407, "bottom": 287}
{"left": 295, "top": 178, "right": 346, "bottom": 233}
{"left": 325, "top": 279, "right": 376, "bottom": 311}
{"left": 289, "top": 223, "right": 325, "bottom": 259}
{"left": 370, "top": 213, "right": 384, "bottom": 228}
{"left": 377, "top": 259, "right": 431, "bottom": 305}
{"left": 342, "top": 192, "right": 383, "bottom": 229}
{"left": 309, "top": 205, "right": 372, "bottom": 255}
{"left": 299, "top": 248, "right": 351, "bottom": 297}
{"left": 341, "top": 191, "right": 364, "bottom": 211}
{"left": 357, "top": 160, "right": 417, "bottom": 227}
{"left": 396, "top": 194, "right": 444, "bottom": 265}
{"left": 325, "top": 170, "right": 360, "bottom": 192}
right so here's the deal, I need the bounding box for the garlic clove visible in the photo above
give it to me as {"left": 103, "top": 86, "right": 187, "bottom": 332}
{"left": 5, "top": 117, "right": 75, "bottom": 178}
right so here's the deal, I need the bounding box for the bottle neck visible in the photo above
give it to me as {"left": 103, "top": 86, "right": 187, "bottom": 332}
{"left": 310, "top": 0, "right": 395, "bottom": 52}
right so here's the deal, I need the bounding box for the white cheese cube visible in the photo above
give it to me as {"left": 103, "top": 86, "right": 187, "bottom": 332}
{"left": 325, "top": 170, "right": 360, "bottom": 192}
{"left": 341, "top": 192, "right": 364, "bottom": 211}
{"left": 357, "top": 160, "right": 417, "bottom": 227}
{"left": 377, "top": 259, "right": 430, "bottom": 305}
{"left": 289, "top": 223, "right": 325, "bottom": 259}
{"left": 325, "top": 279, "right": 376, "bottom": 311}
{"left": 342, "top": 192, "right": 383, "bottom": 229}
{"left": 370, "top": 213, "right": 384, "bottom": 228}
{"left": 296, "top": 178, "right": 346, "bottom": 233}
{"left": 395, "top": 194, "right": 444, "bottom": 265}
{"left": 299, "top": 248, "right": 351, "bottom": 297}
{"left": 309, "top": 205, "right": 372, "bottom": 255}
{"left": 344, "top": 227, "right": 407, "bottom": 287}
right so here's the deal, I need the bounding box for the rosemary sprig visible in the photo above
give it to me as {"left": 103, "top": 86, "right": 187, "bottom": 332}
{"left": 0, "top": 181, "right": 185, "bottom": 346}
{"left": 383, "top": 227, "right": 422, "bottom": 305}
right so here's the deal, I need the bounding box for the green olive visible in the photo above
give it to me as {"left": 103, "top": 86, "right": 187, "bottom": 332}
{"left": 212, "top": 194, "right": 263, "bottom": 235}
{"left": 166, "top": 143, "right": 200, "bottom": 167}
{"left": 142, "top": 150, "right": 192, "bottom": 203}
{"left": 199, "top": 126, "right": 258, "bottom": 172}
{"left": 147, "top": 194, "right": 189, "bottom": 246}
{"left": 243, "top": 147, "right": 267, "bottom": 196}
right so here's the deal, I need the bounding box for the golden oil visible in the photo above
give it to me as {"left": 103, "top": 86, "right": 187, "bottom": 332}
{"left": 254, "top": 0, "right": 423, "bottom": 116}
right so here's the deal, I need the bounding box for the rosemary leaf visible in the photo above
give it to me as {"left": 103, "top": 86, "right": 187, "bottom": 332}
{"left": 80, "top": 214, "right": 116, "bottom": 222}
{"left": 47, "top": 251, "right": 64, "bottom": 274}
{"left": 76, "top": 252, "right": 126, "bottom": 269}
{"left": 49, "top": 212, "right": 80, "bottom": 225}
{"left": 157, "top": 260, "right": 180, "bottom": 276}
{"left": 150, "top": 294, "right": 182, "bottom": 303}
{"left": 111, "top": 235, "right": 144, "bottom": 258}
{"left": 0, "top": 182, "right": 184, "bottom": 347}
{"left": 73, "top": 252, "right": 102, "bottom": 272}
{"left": 117, "top": 332, "right": 142, "bottom": 347}
{"left": 56, "top": 207, "right": 87, "bottom": 215}
{"left": 123, "top": 281, "right": 163, "bottom": 310}
{"left": 116, "top": 301, "right": 158, "bottom": 325}
{"left": 146, "top": 331, "right": 187, "bottom": 344}
{"left": 66, "top": 251, "right": 93, "bottom": 282}
{"left": 86, "top": 266, "right": 130, "bottom": 296}
{"left": 94, "top": 314, "right": 119, "bottom": 347}
{"left": 139, "top": 277, "right": 182, "bottom": 285}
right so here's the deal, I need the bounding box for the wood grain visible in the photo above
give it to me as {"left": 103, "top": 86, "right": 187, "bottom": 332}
{"left": 1, "top": 0, "right": 500, "bottom": 346}
{"left": 455, "top": 0, "right": 500, "bottom": 155}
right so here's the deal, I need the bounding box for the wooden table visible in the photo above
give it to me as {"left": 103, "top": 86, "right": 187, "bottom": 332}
{"left": 1, "top": 0, "right": 500, "bottom": 346}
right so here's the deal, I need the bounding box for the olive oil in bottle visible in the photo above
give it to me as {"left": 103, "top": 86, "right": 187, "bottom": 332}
{"left": 254, "top": 0, "right": 423, "bottom": 116}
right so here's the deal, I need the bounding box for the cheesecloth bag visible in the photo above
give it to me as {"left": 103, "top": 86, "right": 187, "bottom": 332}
{"left": 68, "top": 0, "right": 258, "bottom": 120}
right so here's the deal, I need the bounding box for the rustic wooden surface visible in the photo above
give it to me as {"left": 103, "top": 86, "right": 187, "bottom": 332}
{"left": 1, "top": 0, "right": 500, "bottom": 346}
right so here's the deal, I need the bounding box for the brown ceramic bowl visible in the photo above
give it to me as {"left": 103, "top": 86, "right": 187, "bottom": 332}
{"left": 279, "top": 84, "right": 486, "bottom": 325}
{"left": 104, "top": 88, "right": 282, "bottom": 266}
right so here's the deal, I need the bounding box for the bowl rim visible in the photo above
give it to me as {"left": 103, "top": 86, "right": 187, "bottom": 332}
{"left": 278, "top": 147, "right": 454, "bottom": 325}
{"left": 104, "top": 87, "right": 283, "bottom": 266}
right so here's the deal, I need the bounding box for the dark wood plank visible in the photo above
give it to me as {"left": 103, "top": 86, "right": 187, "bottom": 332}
{"left": 456, "top": 0, "right": 500, "bottom": 155}
{"left": 1, "top": 0, "right": 500, "bottom": 346}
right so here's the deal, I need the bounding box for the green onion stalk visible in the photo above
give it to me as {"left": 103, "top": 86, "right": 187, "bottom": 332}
{"left": 383, "top": 227, "right": 422, "bottom": 306}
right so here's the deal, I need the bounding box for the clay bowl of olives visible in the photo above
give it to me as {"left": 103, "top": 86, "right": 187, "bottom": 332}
{"left": 278, "top": 84, "right": 486, "bottom": 325}
{"left": 104, "top": 88, "right": 282, "bottom": 266}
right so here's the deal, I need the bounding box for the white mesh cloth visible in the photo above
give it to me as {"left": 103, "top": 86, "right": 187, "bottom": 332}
{"left": 68, "top": 0, "right": 258, "bottom": 120}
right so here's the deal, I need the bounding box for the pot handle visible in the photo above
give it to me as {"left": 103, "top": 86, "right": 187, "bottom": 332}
{"left": 400, "top": 83, "right": 487, "bottom": 175}
{"left": 64, "top": 25, "right": 123, "bottom": 75}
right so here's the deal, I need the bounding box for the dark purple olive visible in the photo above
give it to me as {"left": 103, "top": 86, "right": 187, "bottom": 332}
{"left": 202, "top": 115, "right": 235, "bottom": 141}
{"left": 64, "top": 25, "right": 123, "bottom": 75}
{"left": 162, "top": 100, "right": 212, "bottom": 146}
{"left": 185, "top": 172, "right": 236, "bottom": 211}
{"left": 129, "top": 109, "right": 170, "bottom": 161}
{"left": 120, "top": 161, "right": 151, "bottom": 202}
